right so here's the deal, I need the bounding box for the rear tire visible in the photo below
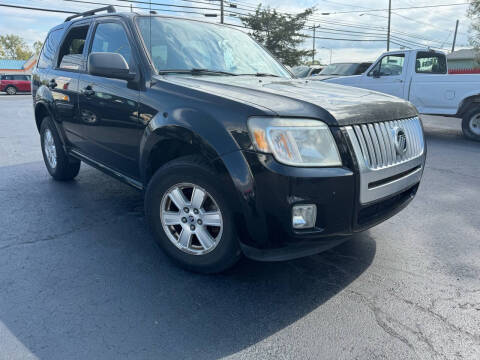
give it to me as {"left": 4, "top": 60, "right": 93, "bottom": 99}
{"left": 40, "top": 116, "right": 81, "bottom": 181}
{"left": 462, "top": 105, "right": 480, "bottom": 142}
{"left": 5, "top": 86, "right": 17, "bottom": 95}
{"left": 145, "top": 156, "right": 241, "bottom": 273}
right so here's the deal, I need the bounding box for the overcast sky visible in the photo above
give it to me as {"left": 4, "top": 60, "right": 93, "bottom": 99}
{"left": 0, "top": 0, "right": 473, "bottom": 63}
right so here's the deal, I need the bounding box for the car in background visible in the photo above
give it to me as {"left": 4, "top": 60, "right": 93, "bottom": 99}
{"left": 0, "top": 74, "right": 31, "bottom": 95}
{"left": 313, "top": 62, "right": 373, "bottom": 81}
{"left": 292, "top": 65, "right": 325, "bottom": 78}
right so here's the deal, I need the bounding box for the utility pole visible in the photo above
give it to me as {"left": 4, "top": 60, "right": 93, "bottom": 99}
{"left": 387, "top": 0, "right": 391, "bottom": 51}
{"left": 312, "top": 25, "right": 316, "bottom": 63}
{"left": 220, "top": 0, "right": 224, "bottom": 24}
{"left": 451, "top": 19, "right": 459, "bottom": 53}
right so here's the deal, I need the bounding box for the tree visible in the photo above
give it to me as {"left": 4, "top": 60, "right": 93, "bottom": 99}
{"left": 241, "top": 6, "right": 314, "bottom": 67}
{"left": 468, "top": 0, "right": 480, "bottom": 63}
{"left": 33, "top": 40, "right": 44, "bottom": 56}
{"left": 0, "top": 34, "right": 34, "bottom": 60}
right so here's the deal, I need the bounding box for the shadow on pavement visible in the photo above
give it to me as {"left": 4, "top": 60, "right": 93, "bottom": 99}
{"left": 0, "top": 161, "right": 376, "bottom": 359}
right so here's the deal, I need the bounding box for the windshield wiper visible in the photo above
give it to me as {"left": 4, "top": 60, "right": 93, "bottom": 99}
{"left": 158, "top": 68, "right": 237, "bottom": 76}
{"left": 238, "top": 72, "right": 281, "bottom": 77}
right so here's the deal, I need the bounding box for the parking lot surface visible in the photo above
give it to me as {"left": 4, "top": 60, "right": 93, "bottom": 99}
{"left": 0, "top": 94, "right": 479, "bottom": 360}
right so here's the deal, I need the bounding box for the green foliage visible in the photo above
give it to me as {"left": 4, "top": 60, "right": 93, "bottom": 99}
{"left": 468, "top": 0, "right": 480, "bottom": 63}
{"left": 33, "top": 41, "right": 44, "bottom": 55}
{"left": 241, "top": 6, "right": 314, "bottom": 67}
{"left": 0, "top": 34, "right": 35, "bottom": 60}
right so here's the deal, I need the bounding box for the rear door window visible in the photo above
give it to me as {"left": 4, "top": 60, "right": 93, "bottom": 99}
{"left": 415, "top": 52, "right": 447, "bottom": 74}
{"left": 38, "top": 29, "right": 64, "bottom": 69}
{"left": 57, "top": 25, "right": 90, "bottom": 71}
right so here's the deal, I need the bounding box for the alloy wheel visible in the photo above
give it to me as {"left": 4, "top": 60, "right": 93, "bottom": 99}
{"left": 160, "top": 183, "right": 223, "bottom": 255}
{"left": 43, "top": 128, "right": 57, "bottom": 169}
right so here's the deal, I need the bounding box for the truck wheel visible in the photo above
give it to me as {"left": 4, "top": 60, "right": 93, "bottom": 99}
{"left": 40, "top": 117, "right": 81, "bottom": 180}
{"left": 145, "top": 156, "right": 241, "bottom": 273}
{"left": 462, "top": 105, "right": 480, "bottom": 142}
{"left": 5, "top": 86, "right": 17, "bottom": 95}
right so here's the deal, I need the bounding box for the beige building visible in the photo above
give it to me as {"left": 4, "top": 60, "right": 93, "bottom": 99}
{"left": 447, "top": 49, "right": 480, "bottom": 72}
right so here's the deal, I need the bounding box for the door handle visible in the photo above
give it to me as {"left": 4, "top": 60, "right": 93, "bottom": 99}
{"left": 82, "top": 86, "right": 95, "bottom": 97}
{"left": 48, "top": 79, "right": 57, "bottom": 89}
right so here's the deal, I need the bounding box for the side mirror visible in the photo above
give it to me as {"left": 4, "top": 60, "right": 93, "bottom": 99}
{"left": 372, "top": 70, "right": 381, "bottom": 78}
{"left": 88, "top": 52, "right": 135, "bottom": 80}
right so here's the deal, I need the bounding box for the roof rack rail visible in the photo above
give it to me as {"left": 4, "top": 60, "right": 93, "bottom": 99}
{"left": 65, "top": 5, "right": 116, "bottom": 22}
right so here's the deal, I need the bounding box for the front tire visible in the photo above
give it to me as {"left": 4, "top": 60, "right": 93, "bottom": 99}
{"left": 40, "top": 117, "right": 81, "bottom": 180}
{"left": 5, "top": 86, "right": 17, "bottom": 95}
{"left": 462, "top": 105, "right": 480, "bottom": 142}
{"left": 145, "top": 156, "right": 241, "bottom": 273}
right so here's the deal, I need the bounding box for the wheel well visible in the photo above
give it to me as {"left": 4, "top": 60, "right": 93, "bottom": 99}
{"left": 146, "top": 139, "right": 251, "bottom": 244}
{"left": 458, "top": 95, "right": 480, "bottom": 116}
{"left": 34, "top": 103, "right": 49, "bottom": 132}
{"left": 146, "top": 139, "right": 217, "bottom": 182}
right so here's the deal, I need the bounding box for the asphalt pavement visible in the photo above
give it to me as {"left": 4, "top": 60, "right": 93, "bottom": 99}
{"left": 0, "top": 94, "right": 479, "bottom": 360}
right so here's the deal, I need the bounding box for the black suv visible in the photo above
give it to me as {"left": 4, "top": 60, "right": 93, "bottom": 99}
{"left": 32, "top": 7, "right": 426, "bottom": 273}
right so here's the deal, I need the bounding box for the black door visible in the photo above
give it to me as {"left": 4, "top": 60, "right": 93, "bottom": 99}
{"left": 77, "top": 20, "right": 143, "bottom": 179}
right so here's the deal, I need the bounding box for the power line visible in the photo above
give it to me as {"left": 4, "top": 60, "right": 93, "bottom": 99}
{"left": 207, "top": 0, "right": 462, "bottom": 49}
{"left": 0, "top": 0, "right": 462, "bottom": 50}
{"left": 319, "top": 2, "right": 470, "bottom": 15}
{"left": 0, "top": 3, "right": 77, "bottom": 14}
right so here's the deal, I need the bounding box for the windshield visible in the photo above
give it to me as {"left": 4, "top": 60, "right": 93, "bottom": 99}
{"left": 292, "top": 66, "right": 310, "bottom": 78}
{"left": 319, "top": 63, "right": 358, "bottom": 76}
{"left": 136, "top": 17, "right": 291, "bottom": 78}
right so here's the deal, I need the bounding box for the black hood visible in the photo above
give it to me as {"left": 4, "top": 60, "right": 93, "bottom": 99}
{"left": 155, "top": 75, "right": 418, "bottom": 126}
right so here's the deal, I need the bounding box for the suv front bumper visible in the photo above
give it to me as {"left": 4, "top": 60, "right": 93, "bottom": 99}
{"left": 232, "top": 148, "right": 423, "bottom": 261}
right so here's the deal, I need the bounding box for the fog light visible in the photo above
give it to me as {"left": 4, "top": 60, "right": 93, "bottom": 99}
{"left": 292, "top": 204, "right": 317, "bottom": 229}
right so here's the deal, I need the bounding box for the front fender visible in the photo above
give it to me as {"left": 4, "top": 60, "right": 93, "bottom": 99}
{"left": 139, "top": 106, "right": 242, "bottom": 183}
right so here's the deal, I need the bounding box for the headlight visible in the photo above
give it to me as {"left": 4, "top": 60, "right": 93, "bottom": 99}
{"left": 248, "top": 117, "right": 342, "bottom": 167}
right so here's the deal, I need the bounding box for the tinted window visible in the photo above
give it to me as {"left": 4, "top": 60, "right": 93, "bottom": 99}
{"left": 354, "top": 63, "right": 372, "bottom": 75}
{"left": 292, "top": 66, "right": 310, "bottom": 78}
{"left": 319, "top": 63, "right": 358, "bottom": 76}
{"left": 415, "top": 52, "right": 447, "bottom": 74}
{"left": 369, "top": 55, "right": 404, "bottom": 77}
{"left": 91, "top": 22, "right": 134, "bottom": 69}
{"left": 3, "top": 75, "right": 26, "bottom": 80}
{"left": 38, "top": 29, "right": 63, "bottom": 69}
{"left": 58, "top": 25, "right": 89, "bottom": 70}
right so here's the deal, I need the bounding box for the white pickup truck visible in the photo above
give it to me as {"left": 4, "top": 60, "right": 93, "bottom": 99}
{"left": 324, "top": 49, "right": 480, "bottom": 141}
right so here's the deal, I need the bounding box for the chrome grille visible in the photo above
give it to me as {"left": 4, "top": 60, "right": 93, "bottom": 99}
{"left": 349, "top": 117, "right": 424, "bottom": 170}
